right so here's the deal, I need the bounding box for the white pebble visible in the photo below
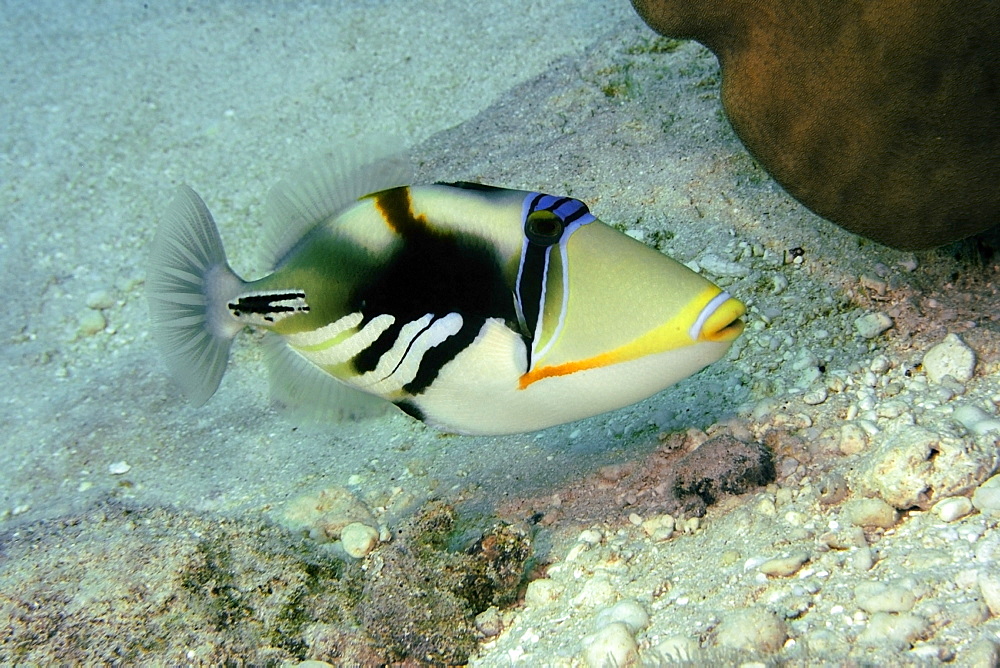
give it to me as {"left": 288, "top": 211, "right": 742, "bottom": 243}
{"left": 922, "top": 333, "right": 976, "bottom": 383}
{"left": 854, "top": 582, "right": 916, "bottom": 613}
{"left": 698, "top": 253, "right": 749, "bottom": 277}
{"left": 653, "top": 635, "right": 701, "bottom": 662}
{"left": 802, "top": 387, "right": 828, "bottom": 405}
{"left": 581, "top": 622, "right": 638, "bottom": 668}
{"left": 756, "top": 496, "right": 777, "bottom": 516}
{"left": 108, "top": 461, "right": 131, "bottom": 475}
{"left": 964, "top": 640, "right": 1000, "bottom": 668}
{"left": 973, "top": 474, "right": 1000, "bottom": 518}
{"left": 854, "top": 312, "right": 893, "bottom": 339}
{"left": 85, "top": 289, "right": 115, "bottom": 310}
{"left": 845, "top": 497, "right": 898, "bottom": 529}
{"left": 475, "top": 606, "right": 503, "bottom": 638}
{"left": 79, "top": 310, "right": 107, "bottom": 336}
{"left": 850, "top": 547, "right": 874, "bottom": 571}
{"left": 953, "top": 404, "right": 1000, "bottom": 436}
{"left": 978, "top": 572, "right": 1000, "bottom": 616}
{"left": 641, "top": 513, "right": 675, "bottom": 538}
{"left": 594, "top": 599, "right": 649, "bottom": 633}
{"left": 838, "top": 423, "right": 869, "bottom": 455}
{"left": 573, "top": 573, "right": 618, "bottom": 608}
{"left": 525, "top": 578, "right": 563, "bottom": 607}
{"left": 340, "top": 522, "right": 379, "bottom": 559}
{"left": 758, "top": 551, "right": 809, "bottom": 577}
{"left": 932, "top": 496, "right": 974, "bottom": 522}
{"left": 713, "top": 607, "right": 787, "bottom": 653}
{"left": 858, "top": 612, "right": 929, "bottom": 649}
{"left": 869, "top": 355, "right": 891, "bottom": 374}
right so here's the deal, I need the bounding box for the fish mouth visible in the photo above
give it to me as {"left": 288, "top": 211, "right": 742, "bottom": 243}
{"left": 690, "top": 291, "right": 746, "bottom": 342}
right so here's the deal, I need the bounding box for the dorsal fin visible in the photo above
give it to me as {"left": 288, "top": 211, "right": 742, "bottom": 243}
{"left": 261, "top": 145, "right": 412, "bottom": 269}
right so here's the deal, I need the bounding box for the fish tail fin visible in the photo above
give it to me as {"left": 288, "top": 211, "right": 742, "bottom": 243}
{"left": 146, "top": 185, "right": 246, "bottom": 405}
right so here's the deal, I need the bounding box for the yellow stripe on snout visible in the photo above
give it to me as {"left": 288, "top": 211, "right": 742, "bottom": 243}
{"left": 518, "top": 286, "right": 737, "bottom": 389}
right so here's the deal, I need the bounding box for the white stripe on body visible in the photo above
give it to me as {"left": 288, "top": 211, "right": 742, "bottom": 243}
{"left": 354, "top": 314, "right": 435, "bottom": 384}
{"left": 287, "top": 313, "right": 394, "bottom": 366}
{"left": 358, "top": 313, "right": 465, "bottom": 396}
{"left": 286, "top": 311, "right": 364, "bottom": 346}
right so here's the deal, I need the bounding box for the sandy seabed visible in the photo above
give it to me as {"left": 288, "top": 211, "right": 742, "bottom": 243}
{"left": 2, "top": 1, "right": 999, "bottom": 665}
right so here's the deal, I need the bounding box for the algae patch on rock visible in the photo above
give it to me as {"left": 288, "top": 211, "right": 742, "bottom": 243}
{"left": 0, "top": 499, "right": 532, "bottom": 665}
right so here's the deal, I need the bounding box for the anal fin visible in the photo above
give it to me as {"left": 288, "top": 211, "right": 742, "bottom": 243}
{"left": 264, "top": 333, "right": 391, "bottom": 423}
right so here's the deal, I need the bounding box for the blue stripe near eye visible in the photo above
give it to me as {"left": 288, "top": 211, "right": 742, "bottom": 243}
{"left": 525, "top": 194, "right": 597, "bottom": 230}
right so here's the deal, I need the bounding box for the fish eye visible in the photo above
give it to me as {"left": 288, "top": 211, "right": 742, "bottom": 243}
{"left": 525, "top": 211, "right": 564, "bottom": 246}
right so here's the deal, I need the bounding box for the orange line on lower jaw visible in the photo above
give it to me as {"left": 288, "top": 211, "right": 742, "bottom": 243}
{"left": 518, "top": 351, "right": 619, "bottom": 389}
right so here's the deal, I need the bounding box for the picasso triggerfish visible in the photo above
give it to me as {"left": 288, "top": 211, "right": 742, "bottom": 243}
{"left": 146, "top": 150, "right": 745, "bottom": 435}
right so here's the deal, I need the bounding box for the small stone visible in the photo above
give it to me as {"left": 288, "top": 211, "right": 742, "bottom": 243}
{"left": 758, "top": 551, "right": 810, "bottom": 577}
{"left": 963, "top": 639, "right": 1000, "bottom": 667}
{"left": 910, "top": 645, "right": 953, "bottom": 662}
{"left": 802, "top": 387, "right": 828, "bottom": 405}
{"left": 581, "top": 622, "right": 639, "bottom": 668}
{"left": 79, "top": 310, "right": 107, "bottom": 336}
{"left": 698, "top": 253, "right": 750, "bottom": 277}
{"left": 854, "top": 582, "right": 916, "bottom": 613}
{"left": 641, "top": 513, "right": 675, "bottom": 539}
{"left": 845, "top": 497, "right": 898, "bottom": 529}
{"left": 838, "top": 423, "right": 869, "bottom": 455}
{"left": 823, "top": 525, "right": 868, "bottom": 550}
{"left": 756, "top": 496, "right": 777, "bottom": 516}
{"left": 952, "top": 599, "right": 990, "bottom": 626}
{"left": 283, "top": 486, "right": 376, "bottom": 543}
{"left": 854, "top": 312, "right": 893, "bottom": 339}
{"left": 859, "top": 425, "right": 999, "bottom": 510}
{"left": 594, "top": 599, "right": 649, "bottom": 634}
{"left": 653, "top": 635, "right": 701, "bottom": 662}
{"left": 804, "top": 629, "right": 842, "bottom": 653}
{"left": 573, "top": 573, "right": 618, "bottom": 608}
{"left": 85, "top": 289, "right": 115, "bottom": 310}
{"left": 108, "top": 461, "right": 131, "bottom": 475}
{"left": 932, "top": 496, "right": 974, "bottom": 522}
{"left": 578, "top": 528, "right": 604, "bottom": 545}
{"left": 817, "top": 473, "right": 849, "bottom": 505}
{"left": 857, "top": 612, "right": 929, "bottom": 649}
{"left": 870, "top": 355, "right": 891, "bottom": 374}
{"left": 713, "top": 607, "right": 787, "bottom": 653}
{"left": 850, "top": 547, "right": 874, "bottom": 571}
{"left": 972, "top": 474, "right": 1000, "bottom": 518}
{"left": 953, "top": 404, "right": 1000, "bottom": 436}
{"left": 922, "top": 333, "right": 976, "bottom": 383}
{"left": 978, "top": 571, "right": 1000, "bottom": 616}
{"left": 340, "top": 522, "right": 378, "bottom": 559}
{"left": 475, "top": 606, "right": 503, "bottom": 638}
{"left": 720, "top": 549, "right": 741, "bottom": 566}
{"left": 525, "top": 578, "right": 563, "bottom": 607}
{"left": 975, "top": 532, "right": 1000, "bottom": 562}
